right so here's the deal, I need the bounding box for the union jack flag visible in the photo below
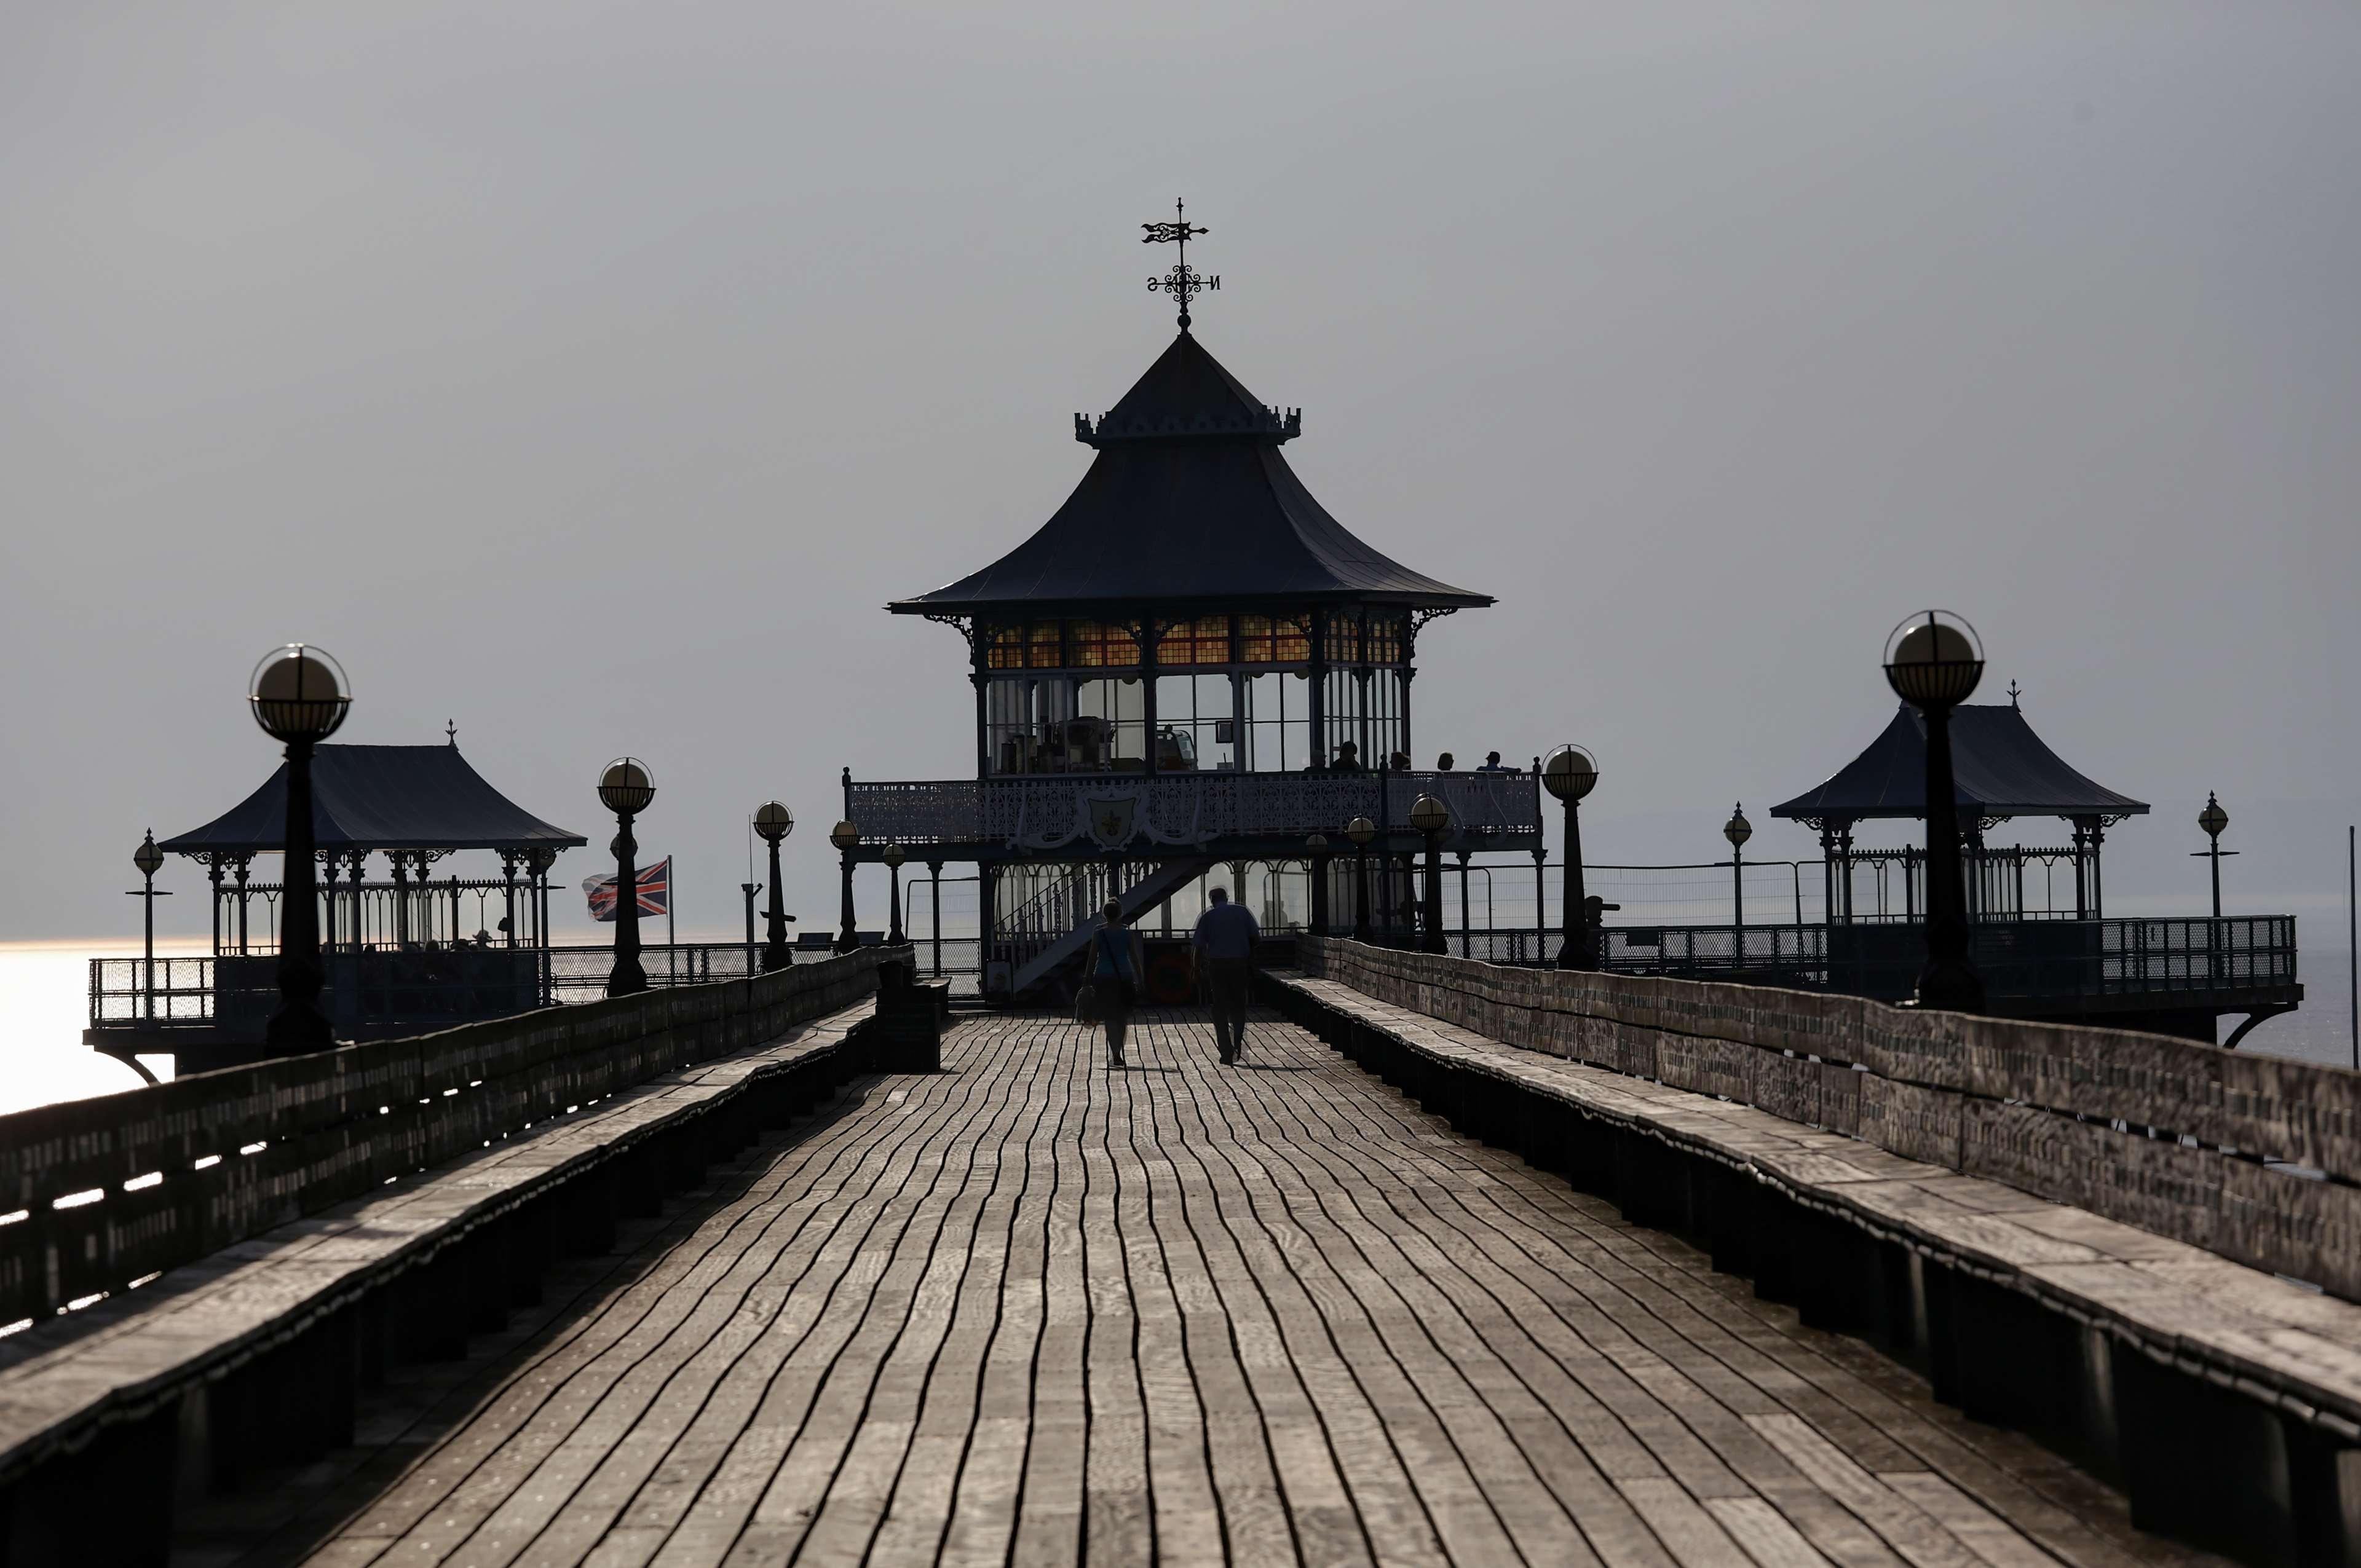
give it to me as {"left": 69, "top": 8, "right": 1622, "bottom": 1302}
{"left": 583, "top": 857, "right": 670, "bottom": 921}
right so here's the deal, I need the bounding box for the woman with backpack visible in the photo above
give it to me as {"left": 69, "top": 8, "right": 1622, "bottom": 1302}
{"left": 1086, "top": 899, "right": 1147, "bottom": 1069}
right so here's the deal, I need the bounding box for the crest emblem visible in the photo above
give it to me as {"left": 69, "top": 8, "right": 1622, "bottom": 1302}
{"left": 1083, "top": 793, "right": 1139, "bottom": 849}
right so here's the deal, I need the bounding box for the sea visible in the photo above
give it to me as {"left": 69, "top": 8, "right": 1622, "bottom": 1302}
{"left": 3, "top": 932, "right": 2353, "bottom": 1120}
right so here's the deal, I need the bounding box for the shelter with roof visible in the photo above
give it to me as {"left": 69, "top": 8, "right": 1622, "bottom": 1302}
{"left": 847, "top": 241, "right": 1538, "bottom": 999}
{"left": 159, "top": 740, "right": 585, "bottom": 960}
{"left": 892, "top": 328, "right": 1493, "bottom": 781}
{"left": 1771, "top": 699, "right": 2149, "bottom": 925}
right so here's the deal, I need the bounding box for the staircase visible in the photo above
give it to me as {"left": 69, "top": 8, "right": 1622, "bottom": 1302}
{"left": 1003, "top": 857, "right": 1216, "bottom": 998}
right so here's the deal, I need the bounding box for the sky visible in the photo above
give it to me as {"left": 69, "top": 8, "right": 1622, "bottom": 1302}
{"left": 4, "top": 0, "right": 2358, "bottom": 947}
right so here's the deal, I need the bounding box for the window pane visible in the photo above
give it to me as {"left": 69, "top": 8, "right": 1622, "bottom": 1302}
{"left": 1069, "top": 620, "right": 1139, "bottom": 669}
{"left": 1157, "top": 615, "right": 1230, "bottom": 667}
{"left": 1240, "top": 613, "right": 1310, "bottom": 664}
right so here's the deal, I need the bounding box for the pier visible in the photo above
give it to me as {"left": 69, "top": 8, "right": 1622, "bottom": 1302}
{"left": 8, "top": 947, "right": 2361, "bottom": 1564}
{"left": 23, "top": 221, "right": 2337, "bottom": 1568}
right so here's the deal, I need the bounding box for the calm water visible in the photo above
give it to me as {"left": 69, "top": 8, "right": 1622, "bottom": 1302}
{"left": 3, "top": 935, "right": 2355, "bottom": 1119}
{"left": 0, "top": 941, "right": 194, "bottom": 1117}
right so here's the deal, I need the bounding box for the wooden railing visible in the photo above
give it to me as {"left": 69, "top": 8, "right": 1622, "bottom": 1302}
{"left": 3, "top": 948, "right": 900, "bottom": 1330}
{"left": 1298, "top": 938, "right": 2361, "bottom": 1301}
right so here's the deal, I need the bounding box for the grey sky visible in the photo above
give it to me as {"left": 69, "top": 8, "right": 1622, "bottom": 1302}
{"left": 5, "top": 1, "right": 2357, "bottom": 944}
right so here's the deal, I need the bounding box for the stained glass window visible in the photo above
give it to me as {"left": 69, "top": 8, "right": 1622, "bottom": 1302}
{"left": 1324, "top": 612, "right": 1362, "bottom": 664}
{"left": 986, "top": 624, "right": 1026, "bottom": 671}
{"left": 1157, "top": 616, "right": 1232, "bottom": 667}
{"left": 1068, "top": 621, "right": 1140, "bottom": 669}
{"left": 987, "top": 622, "right": 1070, "bottom": 669}
{"left": 1238, "top": 613, "right": 1310, "bottom": 664}
{"left": 1367, "top": 612, "right": 1405, "bottom": 665}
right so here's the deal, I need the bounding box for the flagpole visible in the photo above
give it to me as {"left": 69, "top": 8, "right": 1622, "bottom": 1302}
{"left": 667, "top": 855, "right": 676, "bottom": 980}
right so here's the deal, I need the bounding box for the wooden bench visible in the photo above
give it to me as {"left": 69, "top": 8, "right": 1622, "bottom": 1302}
{"left": 0, "top": 1000, "right": 880, "bottom": 1568}
{"left": 1268, "top": 971, "right": 2361, "bottom": 1568}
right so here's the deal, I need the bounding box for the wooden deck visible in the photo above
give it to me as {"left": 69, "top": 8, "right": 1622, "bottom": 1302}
{"left": 286, "top": 1009, "right": 2225, "bottom": 1567}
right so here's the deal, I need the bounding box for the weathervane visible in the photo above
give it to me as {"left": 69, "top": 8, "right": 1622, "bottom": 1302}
{"left": 1143, "top": 198, "right": 1218, "bottom": 330}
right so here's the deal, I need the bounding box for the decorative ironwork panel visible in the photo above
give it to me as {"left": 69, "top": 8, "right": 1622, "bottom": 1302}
{"left": 847, "top": 781, "right": 983, "bottom": 845}
{"left": 1385, "top": 773, "right": 1541, "bottom": 842}
{"left": 850, "top": 771, "right": 1540, "bottom": 848}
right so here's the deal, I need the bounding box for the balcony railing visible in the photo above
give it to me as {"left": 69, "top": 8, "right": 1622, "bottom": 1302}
{"left": 90, "top": 942, "right": 810, "bottom": 1034}
{"left": 1592, "top": 915, "right": 2299, "bottom": 1003}
{"left": 843, "top": 770, "right": 1541, "bottom": 851}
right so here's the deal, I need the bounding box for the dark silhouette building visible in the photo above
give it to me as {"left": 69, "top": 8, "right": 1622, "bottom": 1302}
{"left": 847, "top": 326, "right": 1539, "bottom": 997}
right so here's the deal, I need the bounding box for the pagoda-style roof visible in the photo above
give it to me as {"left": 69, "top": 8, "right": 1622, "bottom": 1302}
{"left": 890, "top": 332, "right": 1492, "bottom": 618}
{"left": 1770, "top": 703, "right": 2150, "bottom": 824}
{"left": 159, "top": 744, "right": 587, "bottom": 856}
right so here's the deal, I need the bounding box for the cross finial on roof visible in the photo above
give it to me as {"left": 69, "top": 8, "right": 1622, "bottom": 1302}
{"left": 1142, "top": 198, "right": 1218, "bottom": 331}
{"left": 446, "top": 718, "right": 458, "bottom": 746}
{"left": 2006, "top": 680, "right": 2022, "bottom": 709}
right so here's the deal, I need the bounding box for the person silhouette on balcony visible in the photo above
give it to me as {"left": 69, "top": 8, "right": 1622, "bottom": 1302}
{"left": 1331, "top": 741, "right": 1366, "bottom": 773}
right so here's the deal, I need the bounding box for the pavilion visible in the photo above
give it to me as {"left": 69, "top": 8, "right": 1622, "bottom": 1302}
{"left": 89, "top": 741, "right": 587, "bottom": 1070}
{"left": 1756, "top": 698, "right": 2302, "bottom": 1043}
{"left": 1771, "top": 698, "right": 2148, "bottom": 924}
{"left": 848, "top": 305, "right": 1539, "bottom": 999}
{"left": 159, "top": 741, "right": 585, "bottom": 956}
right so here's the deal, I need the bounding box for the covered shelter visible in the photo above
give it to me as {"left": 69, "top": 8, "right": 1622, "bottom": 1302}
{"left": 1771, "top": 701, "right": 2149, "bottom": 923}
{"left": 890, "top": 328, "right": 1493, "bottom": 781}
{"left": 862, "top": 320, "right": 1530, "bottom": 999}
{"left": 160, "top": 742, "right": 586, "bottom": 957}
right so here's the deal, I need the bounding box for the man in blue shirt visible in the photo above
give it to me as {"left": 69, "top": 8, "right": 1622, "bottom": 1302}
{"left": 1191, "top": 886, "right": 1260, "bottom": 1064}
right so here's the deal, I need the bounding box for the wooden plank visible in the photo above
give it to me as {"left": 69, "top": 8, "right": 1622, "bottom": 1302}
{"left": 0, "top": 951, "right": 892, "bottom": 1326}
{"left": 0, "top": 995, "right": 879, "bottom": 1490}
{"left": 280, "top": 1007, "right": 2244, "bottom": 1567}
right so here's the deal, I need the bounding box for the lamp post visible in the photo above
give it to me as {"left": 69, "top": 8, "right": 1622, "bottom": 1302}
{"left": 885, "top": 843, "right": 907, "bottom": 946}
{"left": 1884, "top": 610, "right": 1985, "bottom": 1012}
{"left": 1345, "top": 816, "right": 1377, "bottom": 944}
{"left": 2195, "top": 792, "right": 2233, "bottom": 920}
{"left": 830, "top": 820, "right": 861, "bottom": 952}
{"left": 1306, "top": 833, "right": 1331, "bottom": 933}
{"left": 130, "top": 830, "right": 170, "bottom": 1023}
{"left": 928, "top": 861, "right": 945, "bottom": 974}
{"left": 598, "top": 758, "right": 656, "bottom": 996}
{"left": 741, "top": 880, "right": 759, "bottom": 974}
{"left": 755, "top": 801, "right": 796, "bottom": 971}
{"left": 1541, "top": 744, "right": 1598, "bottom": 970}
{"left": 248, "top": 644, "right": 351, "bottom": 1049}
{"left": 1724, "top": 803, "right": 1752, "bottom": 950}
{"left": 2194, "top": 792, "right": 2234, "bottom": 990}
{"left": 1411, "top": 794, "right": 1450, "bottom": 954}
